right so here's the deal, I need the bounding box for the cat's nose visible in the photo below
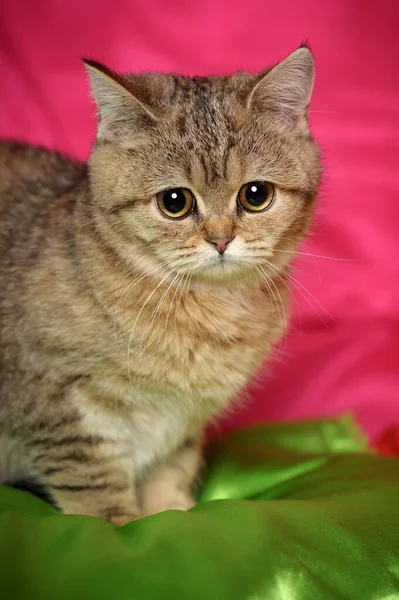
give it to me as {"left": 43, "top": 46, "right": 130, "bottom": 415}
{"left": 206, "top": 235, "right": 235, "bottom": 255}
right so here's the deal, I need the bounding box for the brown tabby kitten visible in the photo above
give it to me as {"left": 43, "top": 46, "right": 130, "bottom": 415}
{"left": 0, "top": 47, "right": 321, "bottom": 525}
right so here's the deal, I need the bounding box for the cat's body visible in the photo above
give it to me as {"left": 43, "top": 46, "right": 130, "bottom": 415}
{"left": 0, "top": 47, "right": 321, "bottom": 524}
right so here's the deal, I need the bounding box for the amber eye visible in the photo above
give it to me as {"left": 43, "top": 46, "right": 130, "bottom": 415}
{"left": 238, "top": 181, "right": 275, "bottom": 212}
{"left": 156, "top": 188, "right": 195, "bottom": 219}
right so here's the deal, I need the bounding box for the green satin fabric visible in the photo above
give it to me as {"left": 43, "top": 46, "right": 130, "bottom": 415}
{"left": 1, "top": 416, "right": 399, "bottom": 599}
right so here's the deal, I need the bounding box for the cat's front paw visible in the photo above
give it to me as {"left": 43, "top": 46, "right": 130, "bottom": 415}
{"left": 141, "top": 489, "right": 196, "bottom": 517}
{"left": 106, "top": 511, "right": 140, "bottom": 526}
{"left": 166, "top": 491, "right": 196, "bottom": 512}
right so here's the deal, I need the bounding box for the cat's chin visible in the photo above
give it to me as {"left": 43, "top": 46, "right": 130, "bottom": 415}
{"left": 188, "top": 259, "right": 258, "bottom": 285}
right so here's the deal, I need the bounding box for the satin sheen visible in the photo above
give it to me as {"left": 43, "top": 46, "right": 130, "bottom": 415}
{"left": 0, "top": 418, "right": 398, "bottom": 599}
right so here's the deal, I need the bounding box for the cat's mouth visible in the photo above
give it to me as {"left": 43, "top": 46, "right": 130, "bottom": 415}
{"left": 186, "top": 251, "right": 252, "bottom": 281}
{"left": 170, "top": 239, "right": 267, "bottom": 281}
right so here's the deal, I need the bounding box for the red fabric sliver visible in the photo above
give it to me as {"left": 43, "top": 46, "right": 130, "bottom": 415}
{"left": 374, "top": 428, "right": 399, "bottom": 457}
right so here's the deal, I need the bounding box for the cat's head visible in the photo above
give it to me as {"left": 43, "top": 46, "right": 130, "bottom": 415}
{"left": 85, "top": 47, "right": 321, "bottom": 285}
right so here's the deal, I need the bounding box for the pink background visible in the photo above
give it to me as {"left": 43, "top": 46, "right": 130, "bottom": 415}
{"left": 1, "top": 1, "right": 398, "bottom": 440}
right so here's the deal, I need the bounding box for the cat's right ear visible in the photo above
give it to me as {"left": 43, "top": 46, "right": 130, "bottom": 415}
{"left": 248, "top": 47, "right": 315, "bottom": 126}
{"left": 83, "top": 60, "right": 157, "bottom": 143}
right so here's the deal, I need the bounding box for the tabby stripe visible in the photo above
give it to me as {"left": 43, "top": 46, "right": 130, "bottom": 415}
{"left": 42, "top": 466, "right": 65, "bottom": 476}
{"left": 106, "top": 200, "right": 136, "bottom": 214}
{"left": 10, "top": 413, "right": 80, "bottom": 437}
{"left": 89, "top": 221, "right": 122, "bottom": 267}
{"left": 28, "top": 434, "right": 104, "bottom": 448}
{"left": 33, "top": 415, "right": 80, "bottom": 431}
{"left": 51, "top": 483, "right": 128, "bottom": 492}
{"left": 170, "top": 76, "right": 180, "bottom": 103}
{"left": 199, "top": 152, "right": 212, "bottom": 188}
{"left": 37, "top": 452, "right": 131, "bottom": 470}
{"left": 278, "top": 185, "right": 315, "bottom": 201}
{"left": 33, "top": 450, "right": 93, "bottom": 463}
{"left": 182, "top": 437, "right": 198, "bottom": 449}
{"left": 222, "top": 142, "right": 235, "bottom": 181}
{"left": 42, "top": 465, "right": 110, "bottom": 479}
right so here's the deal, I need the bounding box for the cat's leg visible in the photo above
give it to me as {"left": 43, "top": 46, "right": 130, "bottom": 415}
{"left": 31, "top": 435, "right": 139, "bottom": 526}
{"left": 138, "top": 437, "right": 203, "bottom": 517}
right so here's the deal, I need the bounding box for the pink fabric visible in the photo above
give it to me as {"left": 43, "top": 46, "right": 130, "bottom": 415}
{"left": 1, "top": 1, "right": 398, "bottom": 440}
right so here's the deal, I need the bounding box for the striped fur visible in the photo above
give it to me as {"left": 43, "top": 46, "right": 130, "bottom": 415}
{"left": 0, "top": 48, "right": 321, "bottom": 524}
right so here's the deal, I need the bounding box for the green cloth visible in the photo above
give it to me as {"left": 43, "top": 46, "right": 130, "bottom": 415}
{"left": 1, "top": 416, "right": 399, "bottom": 599}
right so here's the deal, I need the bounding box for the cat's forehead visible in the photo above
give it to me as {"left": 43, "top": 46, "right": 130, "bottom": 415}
{"left": 121, "top": 70, "right": 314, "bottom": 193}
{"left": 171, "top": 80, "right": 243, "bottom": 168}
{"left": 125, "top": 71, "right": 255, "bottom": 103}
{"left": 124, "top": 71, "right": 254, "bottom": 139}
{"left": 122, "top": 74, "right": 252, "bottom": 187}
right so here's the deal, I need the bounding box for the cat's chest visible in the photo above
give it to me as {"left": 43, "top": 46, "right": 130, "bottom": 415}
{"left": 93, "top": 283, "right": 283, "bottom": 473}
{"left": 117, "top": 282, "right": 281, "bottom": 403}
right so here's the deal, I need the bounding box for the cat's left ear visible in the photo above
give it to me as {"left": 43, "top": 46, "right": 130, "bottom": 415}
{"left": 83, "top": 59, "right": 158, "bottom": 143}
{"left": 248, "top": 47, "right": 315, "bottom": 125}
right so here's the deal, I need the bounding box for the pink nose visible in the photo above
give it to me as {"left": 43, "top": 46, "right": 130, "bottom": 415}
{"left": 206, "top": 236, "right": 235, "bottom": 255}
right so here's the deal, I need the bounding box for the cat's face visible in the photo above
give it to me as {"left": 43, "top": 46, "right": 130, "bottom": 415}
{"left": 86, "top": 48, "right": 321, "bottom": 284}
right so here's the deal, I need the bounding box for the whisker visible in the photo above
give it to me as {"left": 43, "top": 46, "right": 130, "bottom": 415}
{"left": 112, "top": 268, "right": 137, "bottom": 348}
{"left": 138, "top": 270, "right": 180, "bottom": 365}
{"left": 113, "top": 257, "right": 177, "bottom": 348}
{"left": 126, "top": 270, "right": 174, "bottom": 385}
{"left": 164, "top": 272, "right": 185, "bottom": 333}
{"left": 273, "top": 249, "right": 355, "bottom": 262}
{"left": 113, "top": 267, "right": 153, "bottom": 349}
{"left": 174, "top": 249, "right": 198, "bottom": 258}
{"left": 260, "top": 260, "right": 303, "bottom": 333}
{"left": 256, "top": 265, "right": 289, "bottom": 355}
{"left": 264, "top": 258, "right": 334, "bottom": 327}
{"left": 174, "top": 272, "right": 191, "bottom": 342}
{"left": 289, "top": 273, "right": 334, "bottom": 325}
{"left": 277, "top": 236, "right": 322, "bottom": 283}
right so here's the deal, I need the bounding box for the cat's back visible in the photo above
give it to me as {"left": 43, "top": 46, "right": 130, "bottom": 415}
{"left": 0, "top": 141, "right": 86, "bottom": 256}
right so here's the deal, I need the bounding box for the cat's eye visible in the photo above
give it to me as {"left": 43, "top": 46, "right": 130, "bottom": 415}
{"left": 156, "top": 188, "right": 195, "bottom": 219}
{"left": 238, "top": 181, "right": 275, "bottom": 212}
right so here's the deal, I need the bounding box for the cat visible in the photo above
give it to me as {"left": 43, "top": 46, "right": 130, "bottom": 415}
{"left": 0, "top": 46, "right": 321, "bottom": 525}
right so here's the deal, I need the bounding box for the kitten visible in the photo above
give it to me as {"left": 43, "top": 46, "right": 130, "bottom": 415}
{"left": 0, "top": 47, "right": 321, "bottom": 525}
